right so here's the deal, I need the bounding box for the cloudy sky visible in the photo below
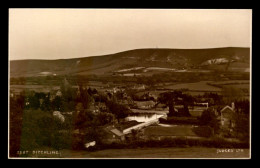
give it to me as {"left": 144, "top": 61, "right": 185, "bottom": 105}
{"left": 9, "top": 9, "right": 252, "bottom": 60}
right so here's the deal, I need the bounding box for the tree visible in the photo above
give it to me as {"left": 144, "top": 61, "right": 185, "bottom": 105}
{"left": 9, "top": 95, "right": 24, "bottom": 157}
{"left": 87, "top": 87, "right": 98, "bottom": 96}
{"left": 105, "top": 100, "right": 131, "bottom": 122}
{"left": 28, "top": 94, "right": 40, "bottom": 109}
{"left": 233, "top": 113, "right": 249, "bottom": 142}
{"left": 18, "top": 109, "right": 60, "bottom": 150}
{"left": 222, "top": 86, "right": 244, "bottom": 104}
{"left": 157, "top": 90, "right": 182, "bottom": 117}
{"left": 40, "top": 93, "right": 51, "bottom": 111}
{"left": 180, "top": 94, "right": 194, "bottom": 116}
{"left": 199, "top": 108, "right": 220, "bottom": 135}
{"left": 52, "top": 96, "right": 62, "bottom": 111}
{"left": 78, "top": 85, "right": 92, "bottom": 109}
{"left": 234, "top": 99, "right": 250, "bottom": 114}
{"left": 94, "top": 112, "right": 115, "bottom": 126}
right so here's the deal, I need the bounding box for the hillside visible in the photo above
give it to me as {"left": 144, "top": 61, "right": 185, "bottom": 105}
{"left": 10, "top": 47, "right": 250, "bottom": 77}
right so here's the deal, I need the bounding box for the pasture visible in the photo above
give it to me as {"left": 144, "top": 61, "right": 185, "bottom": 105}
{"left": 163, "top": 81, "right": 222, "bottom": 92}
{"left": 59, "top": 147, "right": 249, "bottom": 158}
{"left": 10, "top": 85, "right": 60, "bottom": 93}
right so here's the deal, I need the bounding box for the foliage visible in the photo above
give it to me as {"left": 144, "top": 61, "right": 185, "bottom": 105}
{"left": 199, "top": 108, "right": 220, "bottom": 134}
{"left": 222, "top": 86, "right": 244, "bottom": 104}
{"left": 192, "top": 126, "right": 213, "bottom": 138}
{"left": 159, "top": 117, "right": 199, "bottom": 125}
{"left": 105, "top": 100, "right": 131, "bottom": 121}
{"left": 78, "top": 85, "right": 93, "bottom": 109}
{"left": 158, "top": 91, "right": 182, "bottom": 117}
{"left": 9, "top": 96, "right": 24, "bottom": 157}
{"left": 233, "top": 113, "right": 250, "bottom": 142}
{"left": 158, "top": 91, "right": 193, "bottom": 117}
{"left": 98, "top": 137, "right": 249, "bottom": 150}
{"left": 18, "top": 109, "right": 69, "bottom": 151}
{"left": 94, "top": 112, "right": 115, "bottom": 126}
{"left": 51, "top": 96, "right": 62, "bottom": 111}
{"left": 234, "top": 99, "right": 250, "bottom": 114}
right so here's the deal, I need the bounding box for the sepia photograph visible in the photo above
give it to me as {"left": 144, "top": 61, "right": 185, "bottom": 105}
{"left": 8, "top": 8, "right": 251, "bottom": 159}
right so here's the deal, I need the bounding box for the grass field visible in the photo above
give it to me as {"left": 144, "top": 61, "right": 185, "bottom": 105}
{"left": 59, "top": 147, "right": 249, "bottom": 158}
{"left": 10, "top": 85, "right": 60, "bottom": 93}
{"left": 163, "top": 81, "right": 222, "bottom": 92}
{"left": 189, "top": 110, "right": 203, "bottom": 117}
{"left": 207, "top": 80, "right": 249, "bottom": 90}
{"left": 144, "top": 125, "right": 197, "bottom": 137}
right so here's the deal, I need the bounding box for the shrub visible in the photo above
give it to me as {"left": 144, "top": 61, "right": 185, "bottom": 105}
{"left": 192, "top": 126, "right": 213, "bottom": 138}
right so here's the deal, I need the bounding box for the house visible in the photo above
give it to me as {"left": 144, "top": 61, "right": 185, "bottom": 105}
{"left": 194, "top": 102, "right": 209, "bottom": 109}
{"left": 85, "top": 141, "right": 96, "bottom": 148}
{"left": 132, "top": 84, "right": 146, "bottom": 90}
{"left": 88, "top": 103, "right": 100, "bottom": 113}
{"left": 53, "top": 111, "right": 65, "bottom": 123}
{"left": 140, "top": 92, "right": 155, "bottom": 101}
{"left": 134, "top": 100, "right": 156, "bottom": 110}
{"left": 56, "top": 90, "right": 62, "bottom": 97}
{"left": 154, "top": 103, "right": 168, "bottom": 111}
{"left": 100, "top": 126, "right": 125, "bottom": 144}
{"left": 220, "top": 103, "right": 236, "bottom": 131}
{"left": 48, "top": 89, "right": 62, "bottom": 101}
{"left": 97, "top": 102, "right": 107, "bottom": 112}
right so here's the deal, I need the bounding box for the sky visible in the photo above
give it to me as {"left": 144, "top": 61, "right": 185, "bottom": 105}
{"left": 9, "top": 9, "right": 252, "bottom": 60}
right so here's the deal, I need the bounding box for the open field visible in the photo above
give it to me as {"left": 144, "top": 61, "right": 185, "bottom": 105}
{"left": 189, "top": 110, "right": 204, "bottom": 117}
{"left": 144, "top": 125, "right": 198, "bottom": 137}
{"left": 10, "top": 85, "right": 60, "bottom": 93}
{"left": 208, "top": 80, "right": 249, "bottom": 85}
{"left": 163, "top": 81, "right": 222, "bottom": 92}
{"left": 58, "top": 147, "right": 249, "bottom": 158}
{"left": 207, "top": 80, "right": 249, "bottom": 89}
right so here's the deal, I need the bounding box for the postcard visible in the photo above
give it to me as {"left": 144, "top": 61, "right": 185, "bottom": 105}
{"left": 8, "top": 8, "right": 251, "bottom": 159}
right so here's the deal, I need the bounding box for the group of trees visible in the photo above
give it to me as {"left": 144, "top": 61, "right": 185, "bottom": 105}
{"left": 198, "top": 98, "right": 249, "bottom": 140}
{"left": 105, "top": 100, "right": 131, "bottom": 122}
{"left": 10, "top": 78, "right": 134, "bottom": 155}
{"left": 199, "top": 105, "right": 249, "bottom": 141}
{"left": 155, "top": 87, "right": 249, "bottom": 141}
{"left": 199, "top": 108, "right": 220, "bottom": 135}
{"left": 157, "top": 91, "right": 194, "bottom": 117}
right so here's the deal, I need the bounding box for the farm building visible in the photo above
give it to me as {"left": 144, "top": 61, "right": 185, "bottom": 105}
{"left": 56, "top": 90, "right": 62, "bottom": 97}
{"left": 140, "top": 92, "right": 156, "bottom": 100}
{"left": 220, "top": 103, "right": 236, "bottom": 131}
{"left": 53, "top": 111, "right": 65, "bottom": 123}
{"left": 154, "top": 103, "right": 169, "bottom": 111}
{"left": 134, "top": 100, "right": 156, "bottom": 110}
{"left": 132, "top": 84, "right": 146, "bottom": 90}
{"left": 100, "top": 126, "right": 125, "bottom": 144}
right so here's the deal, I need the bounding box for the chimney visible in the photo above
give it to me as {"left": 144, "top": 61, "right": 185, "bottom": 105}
{"left": 231, "top": 102, "right": 235, "bottom": 111}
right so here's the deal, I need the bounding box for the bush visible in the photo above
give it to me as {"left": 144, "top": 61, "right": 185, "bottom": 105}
{"left": 192, "top": 126, "right": 213, "bottom": 138}
{"left": 94, "top": 137, "right": 249, "bottom": 150}
{"left": 159, "top": 117, "right": 199, "bottom": 125}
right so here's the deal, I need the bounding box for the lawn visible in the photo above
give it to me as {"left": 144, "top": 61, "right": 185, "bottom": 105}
{"left": 10, "top": 85, "right": 60, "bottom": 93}
{"left": 163, "top": 81, "right": 222, "bottom": 92}
{"left": 160, "top": 116, "right": 199, "bottom": 125}
{"left": 59, "top": 147, "right": 250, "bottom": 158}
{"left": 144, "top": 125, "right": 197, "bottom": 137}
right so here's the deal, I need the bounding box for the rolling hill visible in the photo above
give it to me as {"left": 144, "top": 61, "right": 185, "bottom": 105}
{"left": 10, "top": 47, "right": 250, "bottom": 77}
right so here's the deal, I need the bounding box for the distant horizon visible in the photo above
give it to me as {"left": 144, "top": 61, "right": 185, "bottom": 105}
{"left": 9, "top": 46, "right": 250, "bottom": 61}
{"left": 9, "top": 9, "right": 252, "bottom": 61}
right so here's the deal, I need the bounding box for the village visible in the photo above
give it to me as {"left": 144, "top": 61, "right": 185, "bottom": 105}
{"left": 9, "top": 76, "right": 250, "bottom": 155}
